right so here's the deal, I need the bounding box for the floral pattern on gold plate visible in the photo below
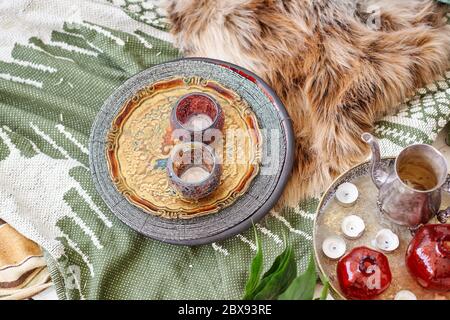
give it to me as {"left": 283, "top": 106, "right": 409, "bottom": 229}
{"left": 106, "top": 76, "right": 262, "bottom": 219}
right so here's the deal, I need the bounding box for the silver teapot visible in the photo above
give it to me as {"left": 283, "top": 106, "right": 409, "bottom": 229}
{"left": 362, "top": 133, "right": 449, "bottom": 229}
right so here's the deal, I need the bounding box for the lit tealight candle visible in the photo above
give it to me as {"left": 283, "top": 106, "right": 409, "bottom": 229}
{"left": 322, "top": 236, "right": 346, "bottom": 260}
{"left": 341, "top": 215, "right": 365, "bottom": 239}
{"left": 374, "top": 229, "right": 399, "bottom": 252}
{"left": 184, "top": 114, "right": 213, "bottom": 131}
{"left": 335, "top": 182, "right": 359, "bottom": 207}
{"left": 394, "top": 290, "right": 417, "bottom": 300}
{"left": 180, "top": 166, "right": 210, "bottom": 183}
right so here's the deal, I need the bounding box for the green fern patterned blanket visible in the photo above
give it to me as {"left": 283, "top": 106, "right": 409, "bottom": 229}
{"left": 0, "top": 0, "right": 449, "bottom": 299}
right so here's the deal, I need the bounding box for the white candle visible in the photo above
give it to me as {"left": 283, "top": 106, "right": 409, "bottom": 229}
{"left": 394, "top": 290, "right": 417, "bottom": 300}
{"left": 322, "top": 236, "right": 346, "bottom": 260}
{"left": 180, "top": 166, "right": 210, "bottom": 183}
{"left": 374, "top": 229, "right": 399, "bottom": 252}
{"left": 335, "top": 182, "right": 359, "bottom": 207}
{"left": 184, "top": 114, "right": 213, "bottom": 131}
{"left": 341, "top": 215, "right": 365, "bottom": 239}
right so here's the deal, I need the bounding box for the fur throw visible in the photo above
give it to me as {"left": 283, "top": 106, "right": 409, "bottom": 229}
{"left": 164, "top": 0, "right": 450, "bottom": 207}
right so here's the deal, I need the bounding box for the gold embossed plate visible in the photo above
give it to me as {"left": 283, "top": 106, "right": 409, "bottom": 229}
{"left": 89, "top": 58, "right": 295, "bottom": 245}
{"left": 106, "top": 77, "right": 261, "bottom": 219}
{"left": 314, "top": 158, "right": 450, "bottom": 300}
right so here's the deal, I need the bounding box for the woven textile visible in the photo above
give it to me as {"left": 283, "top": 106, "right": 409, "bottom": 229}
{"left": 0, "top": 0, "right": 449, "bottom": 299}
{"left": 0, "top": 220, "right": 51, "bottom": 299}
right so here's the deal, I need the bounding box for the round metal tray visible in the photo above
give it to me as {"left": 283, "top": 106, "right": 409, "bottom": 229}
{"left": 89, "top": 58, "right": 295, "bottom": 245}
{"left": 314, "top": 158, "right": 450, "bottom": 300}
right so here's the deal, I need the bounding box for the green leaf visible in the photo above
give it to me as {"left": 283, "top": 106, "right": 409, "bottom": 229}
{"left": 260, "top": 240, "right": 289, "bottom": 280}
{"left": 252, "top": 246, "right": 297, "bottom": 300}
{"left": 243, "top": 228, "right": 264, "bottom": 300}
{"left": 320, "top": 281, "right": 330, "bottom": 300}
{"left": 318, "top": 271, "right": 330, "bottom": 301}
{"left": 278, "top": 253, "right": 317, "bottom": 300}
{"left": 436, "top": 0, "right": 450, "bottom": 4}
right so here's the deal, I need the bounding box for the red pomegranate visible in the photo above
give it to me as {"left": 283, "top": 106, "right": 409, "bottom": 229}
{"left": 337, "top": 246, "right": 392, "bottom": 300}
{"left": 406, "top": 224, "right": 450, "bottom": 291}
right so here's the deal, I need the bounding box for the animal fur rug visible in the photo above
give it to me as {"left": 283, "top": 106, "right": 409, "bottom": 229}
{"left": 164, "top": 0, "right": 450, "bottom": 207}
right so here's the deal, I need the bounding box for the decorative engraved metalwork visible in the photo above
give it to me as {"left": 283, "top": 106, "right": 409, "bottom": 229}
{"left": 106, "top": 76, "right": 262, "bottom": 219}
{"left": 314, "top": 158, "right": 450, "bottom": 300}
